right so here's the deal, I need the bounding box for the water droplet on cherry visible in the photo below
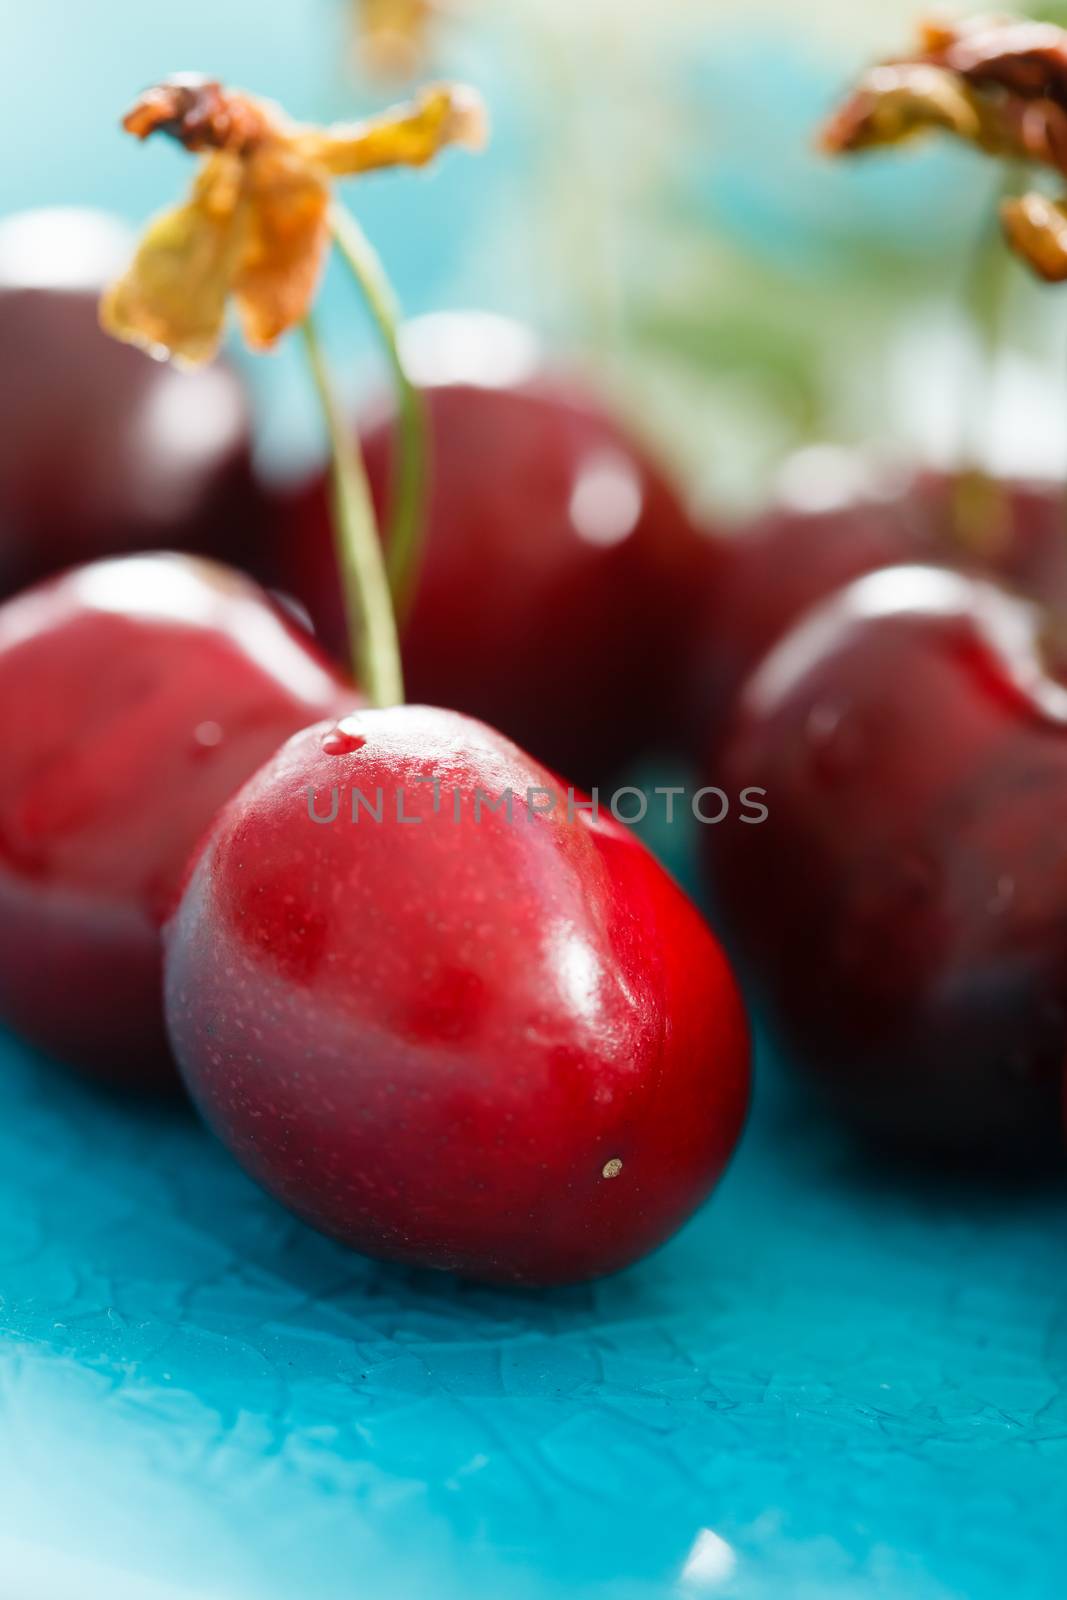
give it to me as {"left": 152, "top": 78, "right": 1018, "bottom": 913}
{"left": 193, "top": 720, "right": 223, "bottom": 751}
{"left": 805, "top": 699, "right": 868, "bottom": 783}
{"left": 321, "top": 723, "right": 366, "bottom": 756}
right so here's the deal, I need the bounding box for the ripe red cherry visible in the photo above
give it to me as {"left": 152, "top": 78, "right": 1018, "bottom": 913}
{"left": 164, "top": 705, "right": 750, "bottom": 1284}
{"left": 689, "top": 460, "right": 1067, "bottom": 757}
{"left": 272, "top": 314, "right": 708, "bottom": 786}
{"left": 708, "top": 563, "right": 1067, "bottom": 1161}
{"left": 0, "top": 555, "right": 353, "bottom": 1085}
{"left": 0, "top": 208, "right": 266, "bottom": 598}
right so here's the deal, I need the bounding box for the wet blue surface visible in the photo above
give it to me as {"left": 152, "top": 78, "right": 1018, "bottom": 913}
{"left": 3, "top": 1014, "right": 1067, "bottom": 1599}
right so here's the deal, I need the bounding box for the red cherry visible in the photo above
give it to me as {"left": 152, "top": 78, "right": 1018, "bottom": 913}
{"left": 689, "top": 461, "right": 1067, "bottom": 757}
{"left": 164, "top": 705, "right": 749, "bottom": 1284}
{"left": 708, "top": 563, "right": 1067, "bottom": 1161}
{"left": 0, "top": 555, "right": 354, "bottom": 1086}
{"left": 0, "top": 208, "right": 267, "bottom": 597}
{"left": 272, "top": 314, "right": 708, "bottom": 787}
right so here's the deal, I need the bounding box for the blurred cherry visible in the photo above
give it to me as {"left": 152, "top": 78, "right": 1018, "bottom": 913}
{"left": 0, "top": 208, "right": 268, "bottom": 597}
{"left": 708, "top": 563, "right": 1067, "bottom": 1162}
{"left": 689, "top": 449, "right": 1067, "bottom": 757}
{"left": 0, "top": 554, "right": 354, "bottom": 1085}
{"left": 272, "top": 313, "right": 710, "bottom": 787}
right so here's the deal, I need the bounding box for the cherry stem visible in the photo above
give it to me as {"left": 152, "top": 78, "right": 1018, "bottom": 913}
{"left": 329, "top": 201, "right": 428, "bottom": 618}
{"left": 951, "top": 176, "right": 1015, "bottom": 555}
{"left": 961, "top": 176, "right": 1015, "bottom": 473}
{"left": 300, "top": 315, "right": 405, "bottom": 708}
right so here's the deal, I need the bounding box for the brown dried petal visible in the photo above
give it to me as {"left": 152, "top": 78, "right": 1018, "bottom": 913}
{"left": 122, "top": 77, "right": 275, "bottom": 155}
{"left": 819, "top": 63, "right": 983, "bottom": 155}
{"left": 917, "top": 17, "right": 969, "bottom": 57}
{"left": 1011, "top": 98, "right": 1067, "bottom": 175}
{"left": 933, "top": 20, "right": 1067, "bottom": 104}
{"left": 821, "top": 20, "right": 1067, "bottom": 176}
{"left": 1002, "top": 190, "right": 1067, "bottom": 280}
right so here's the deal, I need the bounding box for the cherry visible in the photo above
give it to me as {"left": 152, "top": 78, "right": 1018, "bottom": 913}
{"left": 271, "top": 314, "right": 709, "bottom": 787}
{"left": 0, "top": 555, "right": 354, "bottom": 1086}
{"left": 164, "top": 704, "right": 750, "bottom": 1284}
{"left": 689, "top": 462, "right": 1067, "bottom": 758}
{"left": 707, "top": 562, "right": 1067, "bottom": 1161}
{"left": 0, "top": 208, "right": 267, "bottom": 599}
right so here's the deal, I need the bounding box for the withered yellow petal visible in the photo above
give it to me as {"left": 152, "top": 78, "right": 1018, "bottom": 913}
{"left": 103, "top": 73, "right": 488, "bottom": 365}
{"left": 305, "top": 82, "right": 487, "bottom": 178}
{"left": 1002, "top": 192, "right": 1067, "bottom": 283}
{"left": 233, "top": 147, "right": 332, "bottom": 349}
{"left": 100, "top": 155, "right": 249, "bottom": 366}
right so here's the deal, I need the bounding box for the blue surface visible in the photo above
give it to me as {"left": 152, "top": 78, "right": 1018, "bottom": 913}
{"left": 3, "top": 1013, "right": 1067, "bottom": 1599}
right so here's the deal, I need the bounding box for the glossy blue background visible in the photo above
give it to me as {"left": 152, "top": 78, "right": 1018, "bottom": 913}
{"left": 3, "top": 1, "right": 1067, "bottom": 1595}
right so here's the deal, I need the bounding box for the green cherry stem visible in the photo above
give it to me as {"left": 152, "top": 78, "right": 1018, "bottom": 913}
{"left": 301, "top": 315, "right": 404, "bottom": 708}
{"left": 951, "top": 177, "right": 1016, "bottom": 556}
{"left": 330, "top": 200, "right": 428, "bottom": 618}
{"left": 961, "top": 176, "right": 1016, "bottom": 472}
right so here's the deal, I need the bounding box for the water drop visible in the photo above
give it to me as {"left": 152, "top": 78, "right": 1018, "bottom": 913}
{"left": 805, "top": 699, "right": 867, "bottom": 784}
{"left": 193, "top": 720, "right": 223, "bottom": 750}
{"left": 321, "top": 724, "right": 367, "bottom": 756}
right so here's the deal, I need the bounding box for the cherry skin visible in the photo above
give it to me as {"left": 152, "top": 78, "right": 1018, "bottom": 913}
{"left": 689, "top": 464, "right": 1067, "bottom": 758}
{"left": 0, "top": 555, "right": 354, "bottom": 1086}
{"left": 164, "top": 705, "right": 750, "bottom": 1284}
{"left": 707, "top": 563, "right": 1067, "bottom": 1162}
{"left": 272, "top": 314, "right": 709, "bottom": 788}
{"left": 0, "top": 208, "right": 266, "bottom": 598}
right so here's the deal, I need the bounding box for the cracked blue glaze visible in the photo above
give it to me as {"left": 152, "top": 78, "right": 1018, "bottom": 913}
{"left": 2, "top": 1012, "right": 1066, "bottom": 1598}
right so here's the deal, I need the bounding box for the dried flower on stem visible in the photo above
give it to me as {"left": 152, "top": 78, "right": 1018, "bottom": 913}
{"left": 821, "top": 14, "right": 1067, "bottom": 281}
{"left": 102, "top": 75, "right": 487, "bottom": 364}
{"left": 102, "top": 72, "right": 487, "bottom": 709}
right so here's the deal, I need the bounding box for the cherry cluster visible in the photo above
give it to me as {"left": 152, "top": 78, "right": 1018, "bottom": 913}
{"left": 699, "top": 472, "right": 1067, "bottom": 1164}
{"left": 697, "top": 11, "right": 1067, "bottom": 1167}
{"left": 6, "top": 15, "right": 1067, "bottom": 1291}
{"left": 0, "top": 208, "right": 747, "bottom": 1287}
